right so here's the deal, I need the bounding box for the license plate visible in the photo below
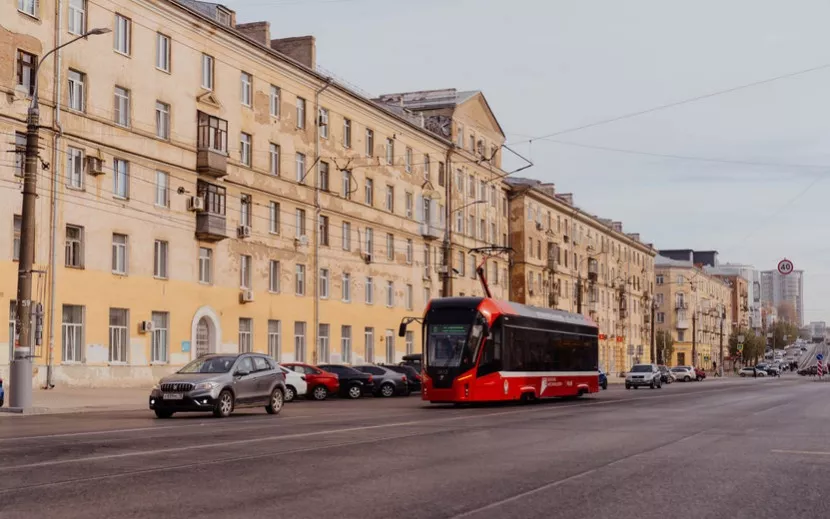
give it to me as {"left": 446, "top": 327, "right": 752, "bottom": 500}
{"left": 163, "top": 393, "right": 184, "bottom": 400}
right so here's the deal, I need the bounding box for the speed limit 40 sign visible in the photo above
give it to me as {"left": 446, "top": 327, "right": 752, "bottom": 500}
{"left": 778, "top": 258, "right": 794, "bottom": 276}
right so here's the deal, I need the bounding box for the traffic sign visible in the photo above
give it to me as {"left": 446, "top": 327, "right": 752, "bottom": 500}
{"left": 817, "top": 353, "right": 824, "bottom": 361}
{"left": 737, "top": 343, "right": 744, "bottom": 352}
{"left": 778, "top": 258, "right": 794, "bottom": 276}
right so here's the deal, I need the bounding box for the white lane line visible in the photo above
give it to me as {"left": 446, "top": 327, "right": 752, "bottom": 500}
{"left": 771, "top": 449, "right": 830, "bottom": 456}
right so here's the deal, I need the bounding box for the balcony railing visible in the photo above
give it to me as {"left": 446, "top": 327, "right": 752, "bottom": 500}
{"left": 420, "top": 223, "right": 442, "bottom": 240}
{"left": 196, "top": 211, "right": 227, "bottom": 241}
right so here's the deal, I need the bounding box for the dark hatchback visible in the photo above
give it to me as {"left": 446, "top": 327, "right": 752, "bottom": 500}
{"left": 384, "top": 364, "right": 422, "bottom": 393}
{"left": 353, "top": 365, "right": 410, "bottom": 397}
{"left": 317, "top": 364, "right": 375, "bottom": 399}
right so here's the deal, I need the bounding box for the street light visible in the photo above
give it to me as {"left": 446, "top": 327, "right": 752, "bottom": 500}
{"left": 11, "top": 27, "right": 111, "bottom": 411}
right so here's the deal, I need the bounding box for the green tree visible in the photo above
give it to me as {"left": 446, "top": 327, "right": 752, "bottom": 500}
{"left": 656, "top": 330, "right": 674, "bottom": 365}
{"left": 729, "top": 329, "right": 764, "bottom": 366}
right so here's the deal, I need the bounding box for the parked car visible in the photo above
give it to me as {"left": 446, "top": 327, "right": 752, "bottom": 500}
{"left": 657, "top": 365, "right": 675, "bottom": 384}
{"left": 625, "top": 364, "right": 662, "bottom": 390}
{"left": 598, "top": 368, "right": 608, "bottom": 390}
{"left": 799, "top": 365, "right": 819, "bottom": 376}
{"left": 694, "top": 367, "right": 706, "bottom": 381}
{"left": 764, "top": 364, "right": 781, "bottom": 377}
{"left": 280, "top": 365, "right": 307, "bottom": 402}
{"left": 0, "top": 377, "right": 4, "bottom": 407}
{"left": 383, "top": 364, "right": 422, "bottom": 393}
{"left": 354, "top": 365, "right": 410, "bottom": 397}
{"left": 400, "top": 354, "right": 422, "bottom": 370}
{"left": 739, "top": 366, "right": 767, "bottom": 377}
{"left": 671, "top": 366, "right": 695, "bottom": 382}
{"left": 317, "top": 364, "right": 375, "bottom": 399}
{"left": 283, "top": 363, "right": 340, "bottom": 400}
{"left": 148, "top": 354, "right": 286, "bottom": 418}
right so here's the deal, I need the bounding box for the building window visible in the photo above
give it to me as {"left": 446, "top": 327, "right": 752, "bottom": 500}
{"left": 240, "top": 254, "right": 252, "bottom": 289}
{"left": 270, "top": 85, "right": 280, "bottom": 117}
{"left": 238, "top": 318, "right": 252, "bottom": 353}
{"left": 469, "top": 215, "right": 475, "bottom": 238}
{"left": 295, "top": 208, "right": 307, "bottom": 238}
{"left": 114, "top": 86, "right": 130, "bottom": 127}
{"left": 153, "top": 240, "right": 168, "bottom": 279}
{"left": 296, "top": 97, "right": 306, "bottom": 129}
{"left": 296, "top": 153, "right": 306, "bottom": 183}
{"left": 110, "top": 158, "right": 129, "bottom": 199}
{"left": 677, "top": 330, "right": 685, "bottom": 342}
{"left": 365, "top": 178, "right": 374, "bottom": 205}
{"left": 470, "top": 255, "right": 477, "bottom": 279}
{"left": 458, "top": 251, "right": 465, "bottom": 277}
{"left": 267, "top": 143, "right": 280, "bottom": 176}
{"left": 295, "top": 264, "right": 306, "bottom": 295}
{"left": 18, "top": 0, "right": 38, "bottom": 16}
{"left": 150, "top": 311, "right": 168, "bottom": 363}
{"left": 438, "top": 161, "right": 446, "bottom": 187}
{"left": 405, "top": 192, "right": 413, "bottom": 219}
{"left": 385, "top": 185, "right": 394, "bottom": 212}
{"left": 343, "top": 119, "right": 352, "bottom": 148}
{"left": 318, "top": 107, "right": 329, "bottom": 139}
{"left": 294, "top": 322, "right": 307, "bottom": 362}
{"left": 111, "top": 233, "right": 128, "bottom": 274}
{"left": 109, "top": 308, "right": 128, "bottom": 363}
{"left": 201, "top": 54, "right": 214, "bottom": 90}
{"left": 319, "top": 215, "right": 330, "bottom": 246}
{"left": 342, "top": 272, "right": 351, "bottom": 302}
{"left": 386, "top": 233, "right": 394, "bottom": 260}
{"left": 69, "top": 0, "right": 87, "bottom": 34}
{"left": 406, "top": 284, "right": 413, "bottom": 310}
{"left": 406, "top": 239, "right": 413, "bottom": 264}
{"left": 365, "top": 128, "right": 374, "bottom": 157}
{"left": 364, "top": 228, "right": 374, "bottom": 256}
{"left": 197, "top": 111, "right": 227, "bottom": 153}
{"left": 319, "top": 161, "right": 330, "bottom": 191}
{"left": 156, "top": 33, "right": 171, "bottom": 72}
{"left": 267, "top": 260, "right": 280, "bottom": 293}
{"left": 114, "top": 14, "right": 131, "bottom": 54}
{"left": 240, "top": 132, "right": 252, "bottom": 166}
{"left": 423, "top": 287, "right": 430, "bottom": 306}
{"left": 656, "top": 312, "right": 665, "bottom": 324}
{"left": 405, "top": 147, "right": 412, "bottom": 173}
{"left": 405, "top": 330, "right": 414, "bottom": 355}
{"left": 341, "top": 325, "right": 352, "bottom": 363}
{"left": 365, "top": 277, "right": 374, "bottom": 304}
{"left": 340, "top": 221, "right": 352, "bottom": 251}
{"left": 61, "top": 305, "right": 84, "bottom": 363}
{"left": 656, "top": 275, "right": 664, "bottom": 285}
{"left": 386, "top": 138, "right": 394, "bottom": 165}
{"left": 319, "top": 268, "right": 330, "bottom": 298}
{"left": 67, "top": 69, "right": 85, "bottom": 111}
{"left": 152, "top": 170, "right": 169, "bottom": 207}
{"left": 240, "top": 72, "right": 252, "bottom": 106}
{"left": 455, "top": 212, "right": 463, "bottom": 234}
{"left": 155, "top": 101, "right": 170, "bottom": 140}
{"left": 456, "top": 169, "right": 463, "bottom": 193}
{"left": 65, "top": 146, "right": 84, "bottom": 189}
{"left": 268, "top": 320, "right": 281, "bottom": 360}
{"left": 364, "top": 327, "right": 374, "bottom": 363}
{"left": 65, "top": 225, "right": 83, "bottom": 268}
{"left": 318, "top": 324, "right": 330, "bottom": 362}
{"left": 423, "top": 154, "right": 430, "bottom": 181}
{"left": 269, "top": 201, "right": 280, "bottom": 234}
{"left": 385, "top": 330, "right": 395, "bottom": 363}
{"left": 199, "top": 247, "right": 212, "bottom": 284}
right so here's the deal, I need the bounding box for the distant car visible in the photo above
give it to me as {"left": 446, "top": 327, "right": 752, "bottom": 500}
{"left": 317, "top": 364, "right": 375, "bottom": 399}
{"left": 148, "top": 354, "right": 286, "bottom": 418}
{"left": 671, "top": 366, "right": 695, "bottom": 382}
{"left": 0, "top": 377, "right": 4, "bottom": 407}
{"left": 740, "top": 366, "right": 767, "bottom": 377}
{"left": 282, "top": 363, "right": 340, "bottom": 400}
{"left": 625, "top": 364, "right": 662, "bottom": 390}
{"left": 657, "top": 365, "right": 675, "bottom": 384}
{"left": 765, "top": 365, "right": 781, "bottom": 377}
{"left": 383, "top": 364, "right": 422, "bottom": 393}
{"left": 694, "top": 367, "right": 706, "bottom": 381}
{"left": 280, "top": 365, "right": 307, "bottom": 402}
{"left": 354, "top": 365, "right": 409, "bottom": 397}
{"left": 599, "top": 368, "right": 608, "bottom": 390}
{"left": 400, "top": 353, "right": 422, "bottom": 371}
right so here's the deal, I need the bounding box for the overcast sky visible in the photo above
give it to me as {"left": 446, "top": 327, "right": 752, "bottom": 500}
{"left": 227, "top": 0, "right": 830, "bottom": 322}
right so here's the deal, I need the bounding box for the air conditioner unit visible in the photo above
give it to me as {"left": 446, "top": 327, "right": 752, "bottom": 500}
{"left": 423, "top": 269, "right": 431, "bottom": 280}
{"left": 295, "top": 235, "right": 309, "bottom": 246}
{"left": 528, "top": 289, "right": 535, "bottom": 296}
{"left": 138, "top": 320, "right": 154, "bottom": 334}
{"left": 363, "top": 253, "right": 372, "bottom": 264}
{"left": 236, "top": 225, "right": 251, "bottom": 238}
{"left": 187, "top": 196, "right": 205, "bottom": 212}
{"left": 435, "top": 265, "right": 449, "bottom": 274}
{"left": 86, "top": 156, "right": 104, "bottom": 176}
{"left": 239, "top": 290, "right": 254, "bottom": 303}
{"left": 535, "top": 222, "right": 543, "bottom": 231}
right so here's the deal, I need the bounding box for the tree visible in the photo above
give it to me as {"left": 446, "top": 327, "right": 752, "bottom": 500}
{"left": 729, "top": 329, "right": 764, "bottom": 366}
{"left": 776, "top": 302, "right": 797, "bottom": 324}
{"left": 656, "top": 330, "right": 674, "bottom": 365}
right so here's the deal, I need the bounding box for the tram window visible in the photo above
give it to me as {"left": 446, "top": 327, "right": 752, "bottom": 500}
{"left": 478, "top": 321, "right": 503, "bottom": 377}
{"left": 503, "top": 326, "right": 596, "bottom": 372}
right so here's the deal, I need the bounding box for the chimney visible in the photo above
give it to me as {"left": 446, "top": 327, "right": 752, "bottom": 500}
{"left": 627, "top": 233, "right": 640, "bottom": 242}
{"left": 612, "top": 221, "right": 623, "bottom": 233}
{"left": 271, "top": 36, "right": 316, "bottom": 69}
{"left": 538, "top": 183, "right": 555, "bottom": 198}
{"left": 556, "top": 193, "right": 573, "bottom": 205}
{"left": 237, "top": 21, "right": 271, "bottom": 45}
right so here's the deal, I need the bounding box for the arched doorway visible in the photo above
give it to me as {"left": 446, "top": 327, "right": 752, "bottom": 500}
{"left": 196, "top": 317, "right": 212, "bottom": 357}
{"left": 190, "top": 306, "right": 222, "bottom": 361}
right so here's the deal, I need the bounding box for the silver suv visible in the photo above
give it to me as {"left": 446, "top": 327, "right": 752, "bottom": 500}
{"left": 625, "top": 363, "right": 662, "bottom": 390}
{"left": 149, "top": 354, "right": 286, "bottom": 418}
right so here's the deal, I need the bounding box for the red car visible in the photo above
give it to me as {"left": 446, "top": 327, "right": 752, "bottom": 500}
{"left": 694, "top": 367, "right": 706, "bottom": 381}
{"left": 283, "top": 363, "right": 340, "bottom": 400}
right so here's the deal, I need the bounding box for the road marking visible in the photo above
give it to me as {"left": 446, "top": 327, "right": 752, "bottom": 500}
{"left": 771, "top": 449, "right": 830, "bottom": 456}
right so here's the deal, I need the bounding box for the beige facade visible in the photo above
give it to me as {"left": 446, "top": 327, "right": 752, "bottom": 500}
{"left": 654, "top": 258, "right": 733, "bottom": 369}
{"left": 0, "top": 0, "right": 509, "bottom": 386}
{"left": 506, "top": 179, "right": 657, "bottom": 374}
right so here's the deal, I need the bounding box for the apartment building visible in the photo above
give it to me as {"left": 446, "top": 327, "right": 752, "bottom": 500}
{"left": 505, "top": 179, "right": 657, "bottom": 374}
{"left": 1, "top": 0, "right": 509, "bottom": 386}
{"left": 654, "top": 256, "right": 733, "bottom": 369}
{"left": 760, "top": 269, "right": 804, "bottom": 326}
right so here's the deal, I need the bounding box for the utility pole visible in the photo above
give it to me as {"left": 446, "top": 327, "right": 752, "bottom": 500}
{"left": 650, "top": 300, "right": 656, "bottom": 364}
{"left": 719, "top": 309, "right": 724, "bottom": 377}
{"left": 576, "top": 274, "right": 583, "bottom": 314}
{"left": 691, "top": 312, "right": 697, "bottom": 367}
{"left": 9, "top": 29, "right": 110, "bottom": 410}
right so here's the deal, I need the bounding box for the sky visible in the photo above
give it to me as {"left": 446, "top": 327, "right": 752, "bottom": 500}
{"left": 225, "top": 0, "right": 830, "bottom": 322}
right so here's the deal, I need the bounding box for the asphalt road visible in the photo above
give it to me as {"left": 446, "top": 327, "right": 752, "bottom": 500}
{"left": 1, "top": 376, "right": 828, "bottom": 519}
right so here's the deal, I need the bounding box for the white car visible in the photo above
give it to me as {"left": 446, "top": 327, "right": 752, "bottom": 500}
{"left": 739, "top": 367, "right": 767, "bottom": 377}
{"left": 280, "top": 365, "right": 307, "bottom": 402}
{"left": 670, "top": 366, "right": 695, "bottom": 382}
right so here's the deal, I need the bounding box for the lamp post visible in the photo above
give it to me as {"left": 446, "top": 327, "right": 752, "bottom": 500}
{"left": 441, "top": 199, "right": 486, "bottom": 297}
{"left": 10, "top": 28, "right": 110, "bottom": 410}
{"left": 650, "top": 299, "right": 658, "bottom": 364}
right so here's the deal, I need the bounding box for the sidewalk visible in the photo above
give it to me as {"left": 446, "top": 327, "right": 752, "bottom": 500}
{"left": 0, "top": 387, "right": 149, "bottom": 416}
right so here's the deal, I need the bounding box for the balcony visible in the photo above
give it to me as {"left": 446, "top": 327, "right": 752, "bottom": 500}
{"left": 196, "top": 212, "right": 227, "bottom": 241}
{"left": 196, "top": 148, "right": 228, "bottom": 178}
{"left": 420, "top": 223, "right": 442, "bottom": 240}
{"left": 676, "top": 319, "right": 690, "bottom": 330}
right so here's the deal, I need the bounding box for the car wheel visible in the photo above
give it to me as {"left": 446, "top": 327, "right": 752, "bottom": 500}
{"left": 650, "top": 381, "right": 655, "bottom": 389}
{"left": 284, "top": 385, "right": 296, "bottom": 403}
{"left": 740, "top": 373, "right": 746, "bottom": 377}
{"left": 213, "top": 390, "right": 234, "bottom": 418}
{"left": 347, "top": 384, "right": 363, "bottom": 399}
{"left": 380, "top": 383, "right": 395, "bottom": 398}
{"left": 312, "top": 385, "right": 329, "bottom": 401}
{"left": 625, "top": 383, "right": 631, "bottom": 390}
{"left": 266, "top": 388, "right": 284, "bottom": 415}
{"left": 633, "top": 386, "right": 638, "bottom": 390}
{"left": 602, "top": 381, "right": 608, "bottom": 390}
{"left": 154, "top": 409, "right": 173, "bottom": 419}
{"left": 684, "top": 376, "right": 691, "bottom": 382}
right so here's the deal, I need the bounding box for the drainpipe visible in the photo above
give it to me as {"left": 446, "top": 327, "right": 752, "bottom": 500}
{"left": 312, "top": 79, "right": 331, "bottom": 364}
{"left": 45, "top": 0, "right": 66, "bottom": 389}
